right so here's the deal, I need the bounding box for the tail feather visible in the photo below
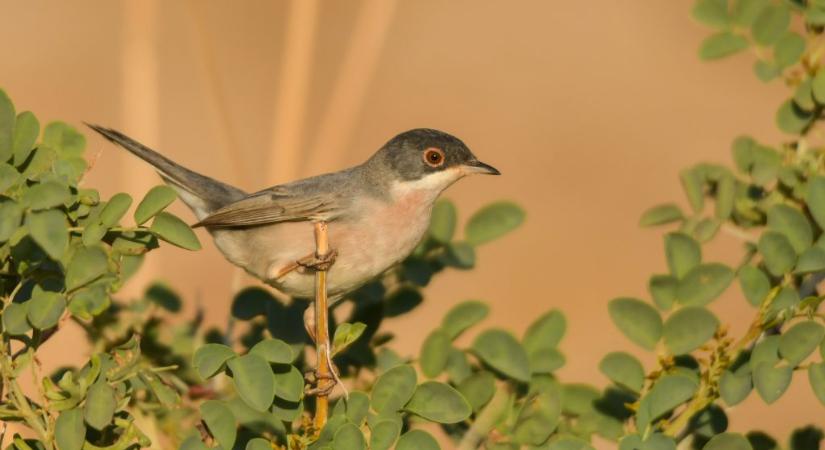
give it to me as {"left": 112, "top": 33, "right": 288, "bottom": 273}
{"left": 85, "top": 124, "right": 246, "bottom": 219}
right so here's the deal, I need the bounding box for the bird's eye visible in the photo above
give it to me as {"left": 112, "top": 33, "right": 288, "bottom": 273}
{"left": 423, "top": 148, "right": 445, "bottom": 167}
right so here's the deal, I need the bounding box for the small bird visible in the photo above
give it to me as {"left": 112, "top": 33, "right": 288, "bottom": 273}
{"left": 87, "top": 125, "right": 500, "bottom": 301}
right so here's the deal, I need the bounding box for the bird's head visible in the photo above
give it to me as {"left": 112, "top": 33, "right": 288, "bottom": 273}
{"left": 368, "top": 129, "right": 499, "bottom": 195}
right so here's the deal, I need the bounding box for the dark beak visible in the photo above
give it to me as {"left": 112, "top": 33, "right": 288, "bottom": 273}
{"left": 464, "top": 159, "right": 501, "bottom": 175}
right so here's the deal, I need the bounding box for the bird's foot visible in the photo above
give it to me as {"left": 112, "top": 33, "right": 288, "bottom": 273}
{"left": 304, "top": 369, "right": 337, "bottom": 397}
{"left": 297, "top": 248, "right": 338, "bottom": 272}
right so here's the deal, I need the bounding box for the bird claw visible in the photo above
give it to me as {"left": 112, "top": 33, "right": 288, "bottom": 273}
{"left": 304, "top": 368, "right": 338, "bottom": 397}
{"left": 297, "top": 249, "right": 338, "bottom": 272}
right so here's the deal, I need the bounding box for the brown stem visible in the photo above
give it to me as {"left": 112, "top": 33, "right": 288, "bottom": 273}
{"left": 313, "top": 222, "right": 331, "bottom": 430}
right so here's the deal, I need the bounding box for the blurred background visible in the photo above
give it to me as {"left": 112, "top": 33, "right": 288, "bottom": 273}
{"left": 1, "top": 0, "right": 817, "bottom": 447}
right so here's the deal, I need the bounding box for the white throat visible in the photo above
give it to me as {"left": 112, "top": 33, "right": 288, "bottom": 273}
{"left": 389, "top": 168, "right": 463, "bottom": 202}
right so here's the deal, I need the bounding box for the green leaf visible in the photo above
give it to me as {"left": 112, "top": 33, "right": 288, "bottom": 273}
{"left": 513, "top": 389, "right": 562, "bottom": 445}
{"left": 752, "top": 4, "right": 790, "bottom": 46}
{"left": 814, "top": 71, "right": 825, "bottom": 104}
{"left": 649, "top": 274, "right": 678, "bottom": 310}
{"left": 733, "top": 0, "right": 769, "bottom": 26}
{"left": 0, "top": 90, "right": 14, "bottom": 162}
{"left": 779, "top": 321, "right": 825, "bottom": 366}
{"left": 794, "top": 78, "right": 816, "bottom": 111}
{"left": 22, "top": 181, "right": 71, "bottom": 211}
{"left": 809, "top": 362, "right": 825, "bottom": 406}
{"left": 645, "top": 374, "right": 699, "bottom": 422}
{"left": 665, "top": 232, "right": 701, "bottom": 279}
{"left": 752, "top": 335, "right": 781, "bottom": 367}
{"left": 69, "top": 286, "right": 112, "bottom": 321}
{"left": 806, "top": 176, "right": 825, "bottom": 229}
{"left": 272, "top": 365, "right": 303, "bottom": 402}
{"left": 739, "top": 266, "right": 771, "bottom": 306}
{"left": 201, "top": 400, "right": 236, "bottom": 450}
{"left": 523, "top": 309, "right": 566, "bottom": 351}
{"left": 608, "top": 298, "right": 662, "bottom": 350}
{"left": 753, "top": 363, "right": 792, "bottom": 403}
{"left": 732, "top": 136, "right": 755, "bottom": 172}
{"left": 441, "top": 241, "right": 475, "bottom": 268}
{"left": 2, "top": 302, "right": 31, "bottom": 335}
{"left": 428, "top": 199, "right": 456, "bottom": 243}
{"left": 703, "top": 433, "right": 753, "bottom": 450}
{"left": 693, "top": 0, "right": 729, "bottom": 27}
{"left": 333, "top": 423, "right": 365, "bottom": 450}
{"left": 700, "top": 32, "right": 749, "bottom": 60}
{"left": 193, "top": 343, "right": 236, "bottom": 380}
{"left": 759, "top": 231, "right": 796, "bottom": 276}
{"left": 27, "top": 209, "right": 68, "bottom": 260}
{"left": 245, "top": 438, "right": 272, "bottom": 450}
{"left": 561, "top": 383, "right": 598, "bottom": 415}
{"left": 150, "top": 211, "right": 201, "bottom": 250}
{"left": 405, "top": 381, "right": 471, "bottom": 424}
{"left": 680, "top": 168, "right": 704, "bottom": 213}
{"left": 767, "top": 204, "right": 812, "bottom": 254}
{"left": 676, "top": 263, "right": 734, "bottom": 306}
{"left": 43, "top": 122, "right": 85, "bottom": 156}
{"left": 528, "top": 347, "right": 566, "bottom": 374}
{"left": 12, "top": 111, "right": 39, "bottom": 166}
{"left": 332, "top": 322, "right": 367, "bottom": 356}
{"left": 796, "top": 247, "right": 825, "bottom": 274}
{"left": 465, "top": 201, "right": 525, "bottom": 245}
{"left": 395, "top": 430, "right": 439, "bottom": 450}
{"left": 0, "top": 162, "right": 20, "bottom": 193}
{"left": 134, "top": 185, "right": 177, "bottom": 225}
{"left": 55, "top": 409, "right": 86, "bottom": 450}
{"left": 774, "top": 32, "right": 806, "bottom": 69}
{"left": 334, "top": 391, "right": 369, "bottom": 424}
{"left": 750, "top": 145, "right": 781, "bottom": 184}
{"left": 420, "top": 329, "right": 451, "bottom": 378}
{"left": 715, "top": 173, "right": 735, "bottom": 220}
{"left": 99, "top": 193, "right": 132, "bottom": 227}
{"left": 720, "top": 369, "right": 753, "bottom": 406}
{"left": 639, "top": 203, "right": 684, "bottom": 227}
{"left": 65, "top": 246, "right": 108, "bottom": 291}
{"left": 227, "top": 354, "right": 274, "bottom": 412}
{"left": 250, "top": 339, "right": 294, "bottom": 364}
{"left": 371, "top": 364, "right": 417, "bottom": 414}
{"left": 776, "top": 99, "right": 812, "bottom": 134}
{"left": 369, "top": 420, "right": 401, "bottom": 450}
{"left": 471, "top": 329, "right": 531, "bottom": 382}
{"left": 599, "top": 352, "right": 645, "bottom": 393}
{"left": 27, "top": 289, "right": 66, "bottom": 330}
{"left": 663, "top": 306, "right": 719, "bottom": 355}
{"left": 441, "top": 300, "right": 489, "bottom": 339}
{"left": 84, "top": 381, "right": 116, "bottom": 431}
{"left": 0, "top": 199, "right": 23, "bottom": 242}
{"left": 457, "top": 371, "right": 496, "bottom": 412}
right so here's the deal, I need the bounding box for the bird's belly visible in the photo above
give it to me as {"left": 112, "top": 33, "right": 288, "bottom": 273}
{"left": 211, "top": 194, "right": 434, "bottom": 299}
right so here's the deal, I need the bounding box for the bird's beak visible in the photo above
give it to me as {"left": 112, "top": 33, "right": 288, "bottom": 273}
{"left": 463, "top": 159, "right": 501, "bottom": 175}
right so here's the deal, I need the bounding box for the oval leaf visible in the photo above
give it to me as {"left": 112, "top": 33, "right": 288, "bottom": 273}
{"left": 465, "top": 201, "right": 525, "bottom": 245}
{"left": 396, "top": 430, "right": 439, "bottom": 450}
{"left": 441, "top": 300, "right": 489, "bottom": 339}
{"left": 599, "top": 352, "right": 645, "bottom": 393}
{"left": 404, "top": 381, "right": 473, "bottom": 423}
{"left": 779, "top": 321, "right": 825, "bottom": 366}
{"left": 471, "top": 329, "right": 530, "bottom": 382}
{"left": 420, "top": 329, "right": 451, "bottom": 378}
{"left": 84, "top": 381, "right": 116, "bottom": 431}
{"left": 663, "top": 306, "right": 719, "bottom": 355}
{"left": 134, "top": 185, "right": 177, "bottom": 225}
{"left": 227, "top": 354, "right": 275, "bottom": 412}
{"left": 753, "top": 363, "right": 792, "bottom": 404}
{"left": 371, "top": 364, "right": 417, "bottom": 414}
{"left": 676, "top": 263, "right": 734, "bottom": 306}
{"left": 608, "top": 298, "right": 662, "bottom": 350}
{"left": 193, "top": 343, "right": 236, "bottom": 380}
{"left": 758, "top": 231, "right": 796, "bottom": 276}
{"left": 428, "top": 199, "right": 456, "bottom": 243}
{"left": 201, "top": 400, "right": 237, "bottom": 450}
{"left": 150, "top": 211, "right": 201, "bottom": 250}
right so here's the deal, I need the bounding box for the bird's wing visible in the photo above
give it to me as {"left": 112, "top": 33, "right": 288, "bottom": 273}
{"left": 192, "top": 185, "right": 343, "bottom": 228}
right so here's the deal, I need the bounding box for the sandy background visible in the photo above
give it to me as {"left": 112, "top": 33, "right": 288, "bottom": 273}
{"left": 1, "top": 0, "right": 820, "bottom": 447}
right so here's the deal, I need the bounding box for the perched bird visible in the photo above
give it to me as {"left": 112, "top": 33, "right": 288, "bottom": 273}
{"left": 86, "top": 125, "right": 500, "bottom": 301}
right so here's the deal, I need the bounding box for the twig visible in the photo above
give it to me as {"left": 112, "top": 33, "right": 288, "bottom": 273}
{"left": 456, "top": 385, "right": 510, "bottom": 450}
{"left": 313, "top": 222, "right": 331, "bottom": 430}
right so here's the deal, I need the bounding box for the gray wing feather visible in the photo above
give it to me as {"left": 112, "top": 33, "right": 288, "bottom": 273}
{"left": 192, "top": 187, "right": 343, "bottom": 228}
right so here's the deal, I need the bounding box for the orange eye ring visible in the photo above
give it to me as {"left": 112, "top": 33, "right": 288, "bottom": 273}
{"left": 422, "top": 148, "right": 445, "bottom": 167}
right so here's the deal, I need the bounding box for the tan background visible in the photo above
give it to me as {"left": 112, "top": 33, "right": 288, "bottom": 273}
{"left": 1, "top": 0, "right": 820, "bottom": 448}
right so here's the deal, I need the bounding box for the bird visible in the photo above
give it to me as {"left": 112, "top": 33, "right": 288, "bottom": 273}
{"left": 86, "top": 125, "right": 500, "bottom": 301}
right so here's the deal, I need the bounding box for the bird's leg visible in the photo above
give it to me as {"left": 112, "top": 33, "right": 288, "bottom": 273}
{"left": 296, "top": 248, "right": 338, "bottom": 272}
{"left": 302, "top": 302, "right": 347, "bottom": 398}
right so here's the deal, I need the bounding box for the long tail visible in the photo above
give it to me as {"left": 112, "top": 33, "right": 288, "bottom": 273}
{"left": 85, "top": 124, "right": 246, "bottom": 219}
